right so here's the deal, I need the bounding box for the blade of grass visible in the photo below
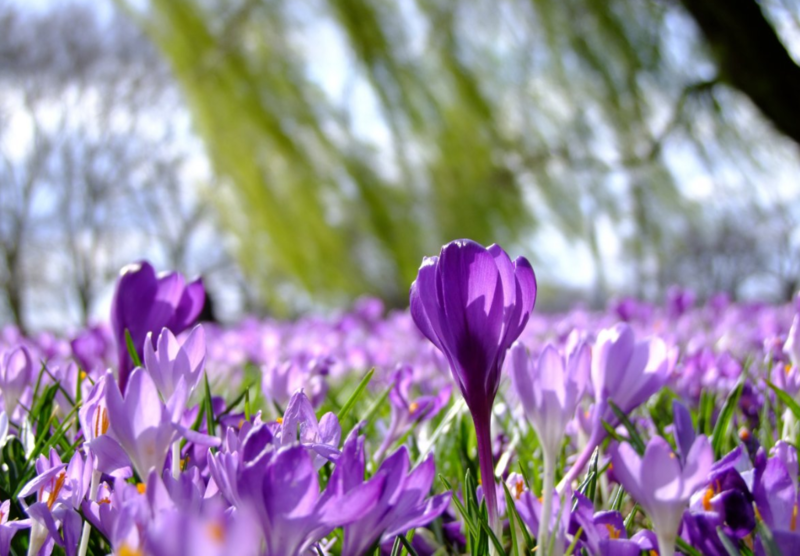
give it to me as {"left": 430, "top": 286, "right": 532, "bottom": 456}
{"left": 711, "top": 381, "right": 743, "bottom": 457}
{"left": 337, "top": 368, "right": 374, "bottom": 422}
{"left": 125, "top": 329, "right": 142, "bottom": 368}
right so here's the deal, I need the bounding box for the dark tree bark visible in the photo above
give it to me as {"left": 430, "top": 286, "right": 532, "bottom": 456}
{"left": 680, "top": 0, "right": 800, "bottom": 147}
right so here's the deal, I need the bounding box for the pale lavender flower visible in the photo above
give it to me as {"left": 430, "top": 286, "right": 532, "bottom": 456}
{"left": 611, "top": 435, "right": 713, "bottom": 556}
{"left": 0, "top": 345, "right": 33, "bottom": 416}
{"left": 144, "top": 325, "right": 206, "bottom": 401}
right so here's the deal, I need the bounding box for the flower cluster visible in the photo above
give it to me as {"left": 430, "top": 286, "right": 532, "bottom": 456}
{"left": 0, "top": 242, "right": 798, "bottom": 556}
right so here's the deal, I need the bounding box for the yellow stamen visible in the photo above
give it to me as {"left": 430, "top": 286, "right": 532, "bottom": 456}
{"left": 514, "top": 479, "right": 524, "bottom": 500}
{"left": 101, "top": 408, "right": 109, "bottom": 435}
{"left": 604, "top": 524, "right": 621, "bottom": 540}
{"left": 409, "top": 402, "right": 420, "bottom": 414}
{"left": 786, "top": 364, "right": 793, "bottom": 376}
{"left": 791, "top": 503, "right": 798, "bottom": 532}
{"left": 669, "top": 452, "right": 676, "bottom": 459}
{"left": 207, "top": 522, "right": 225, "bottom": 543}
{"left": 238, "top": 419, "right": 245, "bottom": 429}
{"left": 118, "top": 544, "right": 143, "bottom": 556}
{"left": 276, "top": 417, "right": 283, "bottom": 424}
{"left": 79, "top": 370, "right": 87, "bottom": 380}
{"left": 702, "top": 487, "right": 715, "bottom": 511}
{"left": 99, "top": 497, "right": 111, "bottom": 505}
{"left": 136, "top": 483, "right": 147, "bottom": 495}
{"left": 46, "top": 472, "right": 67, "bottom": 510}
{"left": 739, "top": 427, "right": 750, "bottom": 441}
{"left": 180, "top": 456, "right": 190, "bottom": 471}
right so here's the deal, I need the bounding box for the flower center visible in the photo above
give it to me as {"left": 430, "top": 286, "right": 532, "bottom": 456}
{"left": 46, "top": 472, "right": 67, "bottom": 510}
{"left": 136, "top": 483, "right": 147, "bottom": 495}
{"left": 94, "top": 407, "right": 109, "bottom": 438}
{"left": 118, "top": 543, "right": 143, "bottom": 556}
{"left": 786, "top": 364, "right": 793, "bottom": 376}
{"left": 409, "top": 402, "right": 420, "bottom": 414}
{"left": 207, "top": 522, "right": 225, "bottom": 543}
{"left": 702, "top": 480, "right": 722, "bottom": 511}
{"left": 604, "top": 524, "right": 621, "bottom": 540}
{"left": 514, "top": 479, "right": 524, "bottom": 500}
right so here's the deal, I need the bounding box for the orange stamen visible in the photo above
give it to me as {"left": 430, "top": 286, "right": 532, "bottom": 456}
{"left": 276, "top": 417, "right": 283, "bottom": 424}
{"left": 409, "top": 402, "right": 420, "bottom": 414}
{"left": 604, "top": 523, "right": 621, "bottom": 540}
{"left": 136, "top": 483, "right": 146, "bottom": 495}
{"left": 46, "top": 472, "right": 67, "bottom": 510}
{"left": 791, "top": 503, "right": 798, "bottom": 532}
{"left": 207, "top": 522, "right": 225, "bottom": 543}
{"left": 514, "top": 479, "right": 525, "bottom": 500}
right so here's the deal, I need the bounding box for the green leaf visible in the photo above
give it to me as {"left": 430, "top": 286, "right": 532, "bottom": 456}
{"left": 439, "top": 475, "right": 480, "bottom": 540}
{"left": 711, "top": 381, "right": 743, "bottom": 457}
{"left": 502, "top": 479, "right": 533, "bottom": 552}
{"left": 756, "top": 520, "right": 782, "bottom": 556}
{"left": 125, "top": 329, "right": 143, "bottom": 368}
{"left": 716, "top": 527, "right": 740, "bottom": 556}
{"left": 768, "top": 380, "right": 800, "bottom": 421}
{"left": 361, "top": 383, "right": 393, "bottom": 424}
{"left": 609, "top": 400, "right": 646, "bottom": 455}
{"left": 396, "top": 534, "right": 419, "bottom": 556}
{"left": 676, "top": 536, "right": 703, "bottom": 556}
{"left": 337, "top": 368, "right": 374, "bottom": 422}
{"left": 204, "top": 372, "right": 216, "bottom": 437}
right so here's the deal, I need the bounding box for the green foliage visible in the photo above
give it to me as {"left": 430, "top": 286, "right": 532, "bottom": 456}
{"left": 117, "top": 0, "right": 766, "bottom": 309}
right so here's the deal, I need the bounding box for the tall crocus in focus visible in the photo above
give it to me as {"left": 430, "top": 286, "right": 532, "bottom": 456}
{"left": 510, "top": 341, "right": 589, "bottom": 550}
{"left": 111, "top": 261, "right": 204, "bottom": 390}
{"left": 611, "top": 435, "right": 713, "bottom": 556}
{"left": 410, "top": 239, "right": 536, "bottom": 531}
{"left": 558, "top": 323, "right": 669, "bottom": 491}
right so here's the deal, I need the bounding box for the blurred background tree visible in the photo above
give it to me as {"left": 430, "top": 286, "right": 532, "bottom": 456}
{"left": 0, "top": 2, "right": 239, "bottom": 332}
{"left": 2, "top": 0, "right": 800, "bottom": 329}
{"left": 116, "top": 0, "right": 800, "bottom": 313}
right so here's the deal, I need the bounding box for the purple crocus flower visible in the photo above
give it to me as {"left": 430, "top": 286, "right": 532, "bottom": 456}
{"left": 111, "top": 261, "right": 204, "bottom": 391}
{"left": 510, "top": 340, "right": 589, "bottom": 550}
{"left": 0, "top": 500, "right": 29, "bottom": 556}
{"left": 559, "top": 323, "right": 669, "bottom": 490}
{"left": 784, "top": 314, "right": 800, "bottom": 368}
{"left": 238, "top": 443, "right": 382, "bottom": 556}
{"left": 327, "top": 432, "right": 451, "bottom": 556}
{"left": 144, "top": 325, "right": 206, "bottom": 401}
{"left": 0, "top": 345, "right": 33, "bottom": 416}
{"left": 276, "top": 389, "right": 341, "bottom": 469}
{"left": 410, "top": 239, "right": 536, "bottom": 529}
{"left": 570, "top": 492, "right": 654, "bottom": 556}
{"left": 611, "top": 435, "right": 713, "bottom": 556}
{"left": 104, "top": 368, "right": 187, "bottom": 479}
{"left": 374, "top": 365, "right": 452, "bottom": 461}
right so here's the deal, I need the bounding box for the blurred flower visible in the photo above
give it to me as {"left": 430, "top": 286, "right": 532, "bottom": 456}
{"left": 510, "top": 340, "right": 589, "bottom": 551}
{"left": 611, "top": 435, "right": 712, "bottom": 556}
{"left": 105, "top": 368, "right": 186, "bottom": 479}
{"left": 144, "top": 325, "right": 206, "bottom": 401}
{"left": 0, "top": 499, "right": 30, "bottom": 556}
{"left": 111, "top": 261, "right": 204, "bottom": 390}
{"left": 560, "top": 323, "right": 669, "bottom": 490}
{"left": 510, "top": 342, "right": 589, "bottom": 459}
{"left": 0, "top": 345, "right": 33, "bottom": 416}
{"left": 375, "top": 365, "right": 451, "bottom": 461}
{"left": 330, "top": 432, "right": 451, "bottom": 556}
{"left": 410, "top": 239, "right": 536, "bottom": 529}
{"left": 238, "top": 443, "right": 381, "bottom": 556}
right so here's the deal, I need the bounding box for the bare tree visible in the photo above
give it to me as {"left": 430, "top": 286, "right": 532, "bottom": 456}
{"left": 0, "top": 2, "right": 237, "bottom": 330}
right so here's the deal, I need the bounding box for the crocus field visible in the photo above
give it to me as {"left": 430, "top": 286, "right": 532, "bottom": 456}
{"left": 2, "top": 240, "right": 800, "bottom": 556}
